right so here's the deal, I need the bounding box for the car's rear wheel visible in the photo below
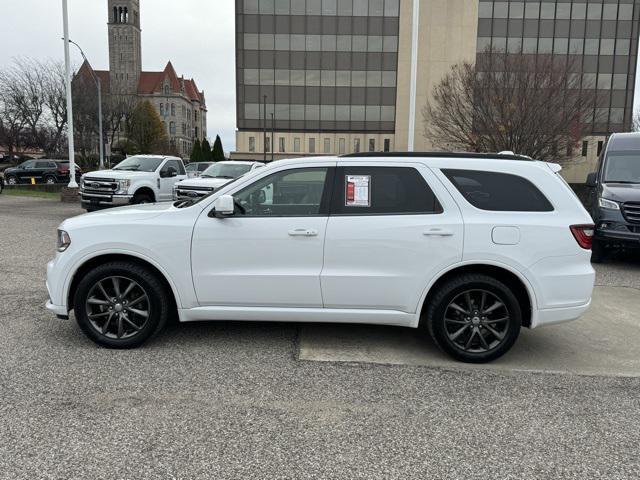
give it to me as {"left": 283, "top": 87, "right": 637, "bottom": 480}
{"left": 425, "top": 274, "right": 522, "bottom": 363}
{"left": 73, "top": 261, "right": 169, "bottom": 348}
{"left": 45, "top": 176, "right": 56, "bottom": 185}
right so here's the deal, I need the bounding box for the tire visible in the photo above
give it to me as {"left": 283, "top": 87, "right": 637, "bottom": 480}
{"left": 132, "top": 193, "right": 153, "bottom": 205}
{"left": 6, "top": 175, "right": 18, "bottom": 186}
{"left": 45, "top": 176, "right": 56, "bottom": 185}
{"left": 424, "top": 274, "right": 522, "bottom": 363}
{"left": 591, "top": 239, "right": 605, "bottom": 264}
{"left": 73, "top": 261, "right": 170, "bottom": 348}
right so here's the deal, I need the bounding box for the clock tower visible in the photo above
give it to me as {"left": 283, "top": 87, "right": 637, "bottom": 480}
{"left": 107, "top": 0, "right": 141, "bottom": 95}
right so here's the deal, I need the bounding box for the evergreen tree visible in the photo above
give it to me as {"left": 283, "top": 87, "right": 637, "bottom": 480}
{"left": 126, "top": 101, "right": 170, "bottom": 154}
{"left": 212, "top": 135, "right": 225, "bottom": 162}
{"left": 201, "top": 138, "right": 212, "bottom": 162}
{"left": 190, "top": 139, "right": 202, "bottom": 162}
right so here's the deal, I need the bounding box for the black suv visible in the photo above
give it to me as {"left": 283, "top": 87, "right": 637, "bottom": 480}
{"left": 586, "top": 132, "right": 640, "bottom": 262}
{"left": 3, "top": 160, "right": 82, "bottom": 185}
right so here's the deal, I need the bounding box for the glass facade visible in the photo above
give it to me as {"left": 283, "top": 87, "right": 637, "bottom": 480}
{"left": 236, "top": 0, "right": 400, "bottom": 133}
{"left": 477, "top": 0, "right": 639, "bottom": 133}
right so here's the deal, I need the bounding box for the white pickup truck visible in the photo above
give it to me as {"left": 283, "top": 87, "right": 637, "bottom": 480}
{"left": 80, "top": 155, "right": 187, "bottom": 211}
{"left": 172, "top": 161, "right": 263, "bottom": 201}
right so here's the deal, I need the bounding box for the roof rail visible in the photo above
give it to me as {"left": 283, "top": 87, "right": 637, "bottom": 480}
{"left": 340, "top": 152, "right": 535, "bottom": 161}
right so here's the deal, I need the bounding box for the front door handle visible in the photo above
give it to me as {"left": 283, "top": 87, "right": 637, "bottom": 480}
{"left": 288, "top": 228, "right": 318, "bottom": 237}
{"left": 424, "top": 228, "right": 454, "bottom": 237}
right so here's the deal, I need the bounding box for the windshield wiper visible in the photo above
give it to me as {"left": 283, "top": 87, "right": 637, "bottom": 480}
{"left": 605, "top": 180, "right": 640, "bottom": 184}
{"left": 115, "top": 167, "right": 140, "bottom": 171}
{"left": 215, "top": 175, "right": 235, "bottom": 179}
{"left": 201, "top": 174, "right": 214, "bottom": 178}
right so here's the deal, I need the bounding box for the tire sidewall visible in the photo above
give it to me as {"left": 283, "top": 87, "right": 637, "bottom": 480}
{"left": 73, "top": 263, "right": 166, "bottom": 348}
{"left": 7, "top": 175, "right": 18, "bottom": 185}
{"left": 132, "top": 194, "right": 153, "bottom": 205}
{"left": 430, "top": 277, "right": 522, "bottom": 363}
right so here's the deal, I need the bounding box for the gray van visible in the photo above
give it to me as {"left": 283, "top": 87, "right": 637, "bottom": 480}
{"left": 586, "top": 132, "right": 640, "bottom": 262}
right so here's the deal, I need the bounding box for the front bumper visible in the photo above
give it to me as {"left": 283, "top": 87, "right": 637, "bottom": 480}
{"left": 80, "top": 191, "right": 132, "bottom": 209}
{"left": 593, "top": 208, "right": 640, "bottom": 247}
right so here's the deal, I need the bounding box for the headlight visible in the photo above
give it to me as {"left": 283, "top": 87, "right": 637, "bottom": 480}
{"left": 57, "top": 230, "right": 71, "bottom": 252}
{"left": 116, "top": 179, "right": 131, "bottom": 194}
{"left": 599, "top": 198, "right": 620, "bottom": 210}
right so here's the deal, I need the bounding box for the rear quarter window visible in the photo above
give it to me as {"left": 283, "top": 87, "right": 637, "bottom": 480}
{"left": 442, "top": 169, "right": 554, "bottom": 212}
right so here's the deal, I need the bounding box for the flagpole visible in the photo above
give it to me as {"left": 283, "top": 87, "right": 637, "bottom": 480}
{"left": 62, "top": 0, "right": 78, "bottom": 188}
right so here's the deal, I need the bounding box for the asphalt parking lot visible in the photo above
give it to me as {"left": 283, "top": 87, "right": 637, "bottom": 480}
{"left": 1, "top": 195, "right": 639, "bottom": 479}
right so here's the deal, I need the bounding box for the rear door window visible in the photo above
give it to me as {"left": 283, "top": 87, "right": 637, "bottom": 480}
{"left": 331, "top": 166, "right": 443, "bottom": 215}
{"left": 442, "top": 169, "right": 554, "bottom": 212}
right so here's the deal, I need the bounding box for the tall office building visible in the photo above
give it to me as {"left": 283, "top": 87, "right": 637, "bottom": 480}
{"left": 233, "top": 0, "right": 639, "bottom": 172}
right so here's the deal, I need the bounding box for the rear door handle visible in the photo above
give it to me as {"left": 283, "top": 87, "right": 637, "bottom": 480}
{"left": 288, "top": 228, "right": 318, "bottom": 237}
{"left": 423, "top": 228, "right": 454, "bottom": 237}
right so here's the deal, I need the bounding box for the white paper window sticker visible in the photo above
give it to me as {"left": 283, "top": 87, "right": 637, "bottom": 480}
{"left": 345, "top": 175, "right": 371, "bottom": 207}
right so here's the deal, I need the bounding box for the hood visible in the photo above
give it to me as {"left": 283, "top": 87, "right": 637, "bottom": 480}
{"left": 83, "top": 170, "right": 155, "bottom": 181}
{"left": 175, "top": 177, "right": 231, "bottom": 189}
{"left": 61, "top": 202, "right": 174, "bottom": 231}
{"left": 601, "top": 183, "right": 640, "bottom": 203}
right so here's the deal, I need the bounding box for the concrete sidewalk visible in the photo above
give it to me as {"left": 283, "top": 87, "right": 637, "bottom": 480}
{"left": 299, "top": 285, "right": 640, "bottom": 377}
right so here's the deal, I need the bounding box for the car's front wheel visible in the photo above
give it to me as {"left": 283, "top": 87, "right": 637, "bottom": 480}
{"left": 425, "top": 274, "right": 522, "bottom": 363}
{"left": 6, "top": 175, "right": 18, "bottom": 185}
{"left": 73, "top": 261, "right": 170, "bottom": 348}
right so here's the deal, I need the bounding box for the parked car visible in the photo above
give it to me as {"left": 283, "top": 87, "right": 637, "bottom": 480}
{"left": 586, "top": 132, "right": 640, "bottom": 263}
{"left": 173, "top": 161, "right": 264, "bottom": 201}
{"left": 0, "top": 171, "right": 4, "bottom": 194}
{"left": 3, "top": 160, "right": 82, "bottom": 185}
{"left": 185, "top": 162, "right": 214, "bottom": 178}
{"left": 46, "top": 153, "right": 595, "bottom": 363}
{"left": 79, "top": 155, "right": 187, "bottom": 211}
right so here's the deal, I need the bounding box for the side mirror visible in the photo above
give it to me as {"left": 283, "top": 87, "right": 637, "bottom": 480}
{"left": 210, "top": 194, "right": 235, "bottom": 217}
{"left": 586, "top": 172, "right": 598, "bottom": 188}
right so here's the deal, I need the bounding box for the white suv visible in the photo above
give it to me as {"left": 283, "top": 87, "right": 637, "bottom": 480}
{"left": 80, "top": 155, "right": 187, "bottom": 211}
{"left": 46, "top": 153, "right": 595, "bottom": 363}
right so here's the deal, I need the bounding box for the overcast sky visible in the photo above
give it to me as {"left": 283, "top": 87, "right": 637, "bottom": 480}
{"left": 1, "top": 0, "right": 638, "bottom": 154}
{"left": 0, "top": 0, "right": 237, "bottom": 150}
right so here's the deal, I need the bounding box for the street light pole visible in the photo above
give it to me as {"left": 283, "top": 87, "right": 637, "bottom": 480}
{"left": 407, "top": 0, "right": 420, "bottom": 152}
{"left": 62, "top": 0, "right": 78, "bottom": 188}
{"left": 68, "top": 39, "right": 104, "bottom": 170}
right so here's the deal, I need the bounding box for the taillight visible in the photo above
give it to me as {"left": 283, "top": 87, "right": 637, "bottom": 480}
{"left": 570, "top": 225, "right": 594, "bottom": 250}
{"left": 58, "top": 168, "right": 69, "bottom": 174}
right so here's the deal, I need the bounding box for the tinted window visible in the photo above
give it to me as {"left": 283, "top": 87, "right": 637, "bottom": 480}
{"left": 443, "top": 169, "right": 553, "bottom": 212}
{"left": 235, "top": 168, "right": 329, "bottom": 217}
{"left": 22, "top": 161, "right": 36, "bottom": 169}
{"left": 331, "top": 167, "right": 442, "bottom": 215}
{"left": 162, "top": 160, "right": 184, "bottom": 175}
{"left": 36, "top": 162, "right": 52, "bottom": 168}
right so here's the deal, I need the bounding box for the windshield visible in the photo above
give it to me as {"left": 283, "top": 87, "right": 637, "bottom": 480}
{"left": 201, "top": 163, "right": 252, "bottom": 179}
{"left": 604, "top": 152, "right": 640, "bottom": 184}
{"left": 113, "top": 156, "right": 164, "bottom": 172}
{"left": 185, "top": 164, "right": 198, "bottom": 172}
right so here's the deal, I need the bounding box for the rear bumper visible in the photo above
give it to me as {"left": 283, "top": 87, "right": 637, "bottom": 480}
{"left": 531, "top": 300, "right": 591, "bottom": 328}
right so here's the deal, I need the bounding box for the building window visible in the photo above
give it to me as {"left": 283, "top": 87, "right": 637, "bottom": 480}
{"left": 384, "top": 139, "right": 391, "bottom": 152}
{"left": 195, "top": 127, "right": 199, "bottom": 139}
{"left": 171, "top": 104, "right": 176, "bottom": 116}
{"left": 581, "top": 141, "right": 588, "bottom": 157}
{"left": 323, "top": 138, "right": 331, "bottom": 154}
{"left": 160, "top": 103, "right": 164, "bottom": 116}
{"left": 309, "top": 138, "right": 316, "bottom": 153}
{"left": 182, "top": 105, "right": 186, "bottom": 117}
{"left": 195, "top": 111, "right": 198, "bottom": 121}
{"left": 169, "top": 122, "right": 176, "bottom": 135}
{"left": 164, "top": 85, "right": 170, "bottom": 95}
{"left": 249, "top": 136, "right": 256, "bottom": 152}
{"left": 279, "top": 137, "right": 285, "bottom": 153}
{"left": 265, "top": 137, "right": 271, "bottom": 153}
{"left": 339, "top": 138, "right": 346, "bottom": 154}
{"left": 369, "top": 139, "right": 376, "bottom": 152}
{"left": 354, "top": 138, "right": 361, "bottom": 153}
{"left": 597, "top": 141, "right": 604, "bottom": 157}
{"left": 294, "top": 137, "right": 301, "bottom": 152}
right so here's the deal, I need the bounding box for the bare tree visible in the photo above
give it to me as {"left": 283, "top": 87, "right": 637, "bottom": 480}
{"left": 0, "top": 58, "right": 68, "bottom": 158}
{"left": 423, "top": 53, "right": 597, "bottom": 162}
{"left": 633, "top": 111, "right": 640, "bottom": 133}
